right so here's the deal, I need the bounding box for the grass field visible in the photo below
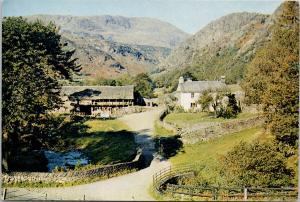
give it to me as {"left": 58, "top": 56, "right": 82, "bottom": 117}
{"left": 84, "top": 119, "right": 130, "bottom": 133}
{"left": 170, "top": 127, "right": 264, "bottom": 167}
{"left": 167, "top": 127, "right": 267, "bottom": 188}
{"left": 63, "top": 118, "right": 137, "bottom": 165}
{"left": 164, "top": 112, "right": 258, "bottom": 127}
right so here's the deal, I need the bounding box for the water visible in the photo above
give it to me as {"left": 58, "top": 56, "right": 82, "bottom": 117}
{"left": 44, "top": 150, "right": 89, "bottom": 172}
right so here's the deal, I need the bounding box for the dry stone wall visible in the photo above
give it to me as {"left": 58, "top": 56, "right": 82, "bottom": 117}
{"left": 180, "top": 116, "right": 265, "bottom": 144}
{"left": 2, "top": 149, "right": 143, "bottom": 184}
{"left": 157, "top": 106, "right": 178, "bottom": 132}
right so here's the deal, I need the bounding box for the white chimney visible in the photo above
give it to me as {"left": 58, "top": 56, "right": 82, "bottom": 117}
{"left": 179, "top": 76, "right": 184, "bottom": 84}
{"left": 220, "top": 76, "right": 225, "bottom": 84}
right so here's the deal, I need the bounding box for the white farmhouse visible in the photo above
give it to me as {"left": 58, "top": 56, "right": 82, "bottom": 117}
{"left": 176, "top": 76, "right": 226, "bottom": 111}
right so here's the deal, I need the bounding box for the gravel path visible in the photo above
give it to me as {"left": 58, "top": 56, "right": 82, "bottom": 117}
{"left": 6, "top": 107, "right": 170, "bottom": 201}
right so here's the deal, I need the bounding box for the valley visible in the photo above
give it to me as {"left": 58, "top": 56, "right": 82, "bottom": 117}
{"left": 2, "top": 1, "right": 298, "bottom": 201}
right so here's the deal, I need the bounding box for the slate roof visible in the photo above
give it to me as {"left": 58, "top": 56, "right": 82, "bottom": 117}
{"left": 177, "top": 80, "right": 226, "bottom": 93}
{"left": 61, "top": 85, "right": 134, "bottom": 100}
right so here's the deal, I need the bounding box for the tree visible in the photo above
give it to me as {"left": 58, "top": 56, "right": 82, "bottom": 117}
{"left": 182, "top": 71, "right": 196, "bottom": 81}
{"left": 134, "top": 73, "right": 155, "bottom": 98}
{"left": 220, "top": 141, "right": 294, "bottom": 187}
{"left": 2, "top": 17, "right": 80, "bottom": 171}
{"left": 216, "top": 93, "right": 241, "bottom": 118}
{"left": 242, "top": 1, "right": 299, "bottom": 147}
{"left": 198, "top": 90, "right": 213, "bottom": 112}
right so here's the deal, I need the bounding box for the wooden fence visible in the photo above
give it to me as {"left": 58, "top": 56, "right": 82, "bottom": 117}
{"left": 153, "top": 165, "right": 298, "bottom": 201}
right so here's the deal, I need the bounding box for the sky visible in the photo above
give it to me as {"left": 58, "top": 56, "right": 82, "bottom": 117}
{"left": 2, "top": 0, "right": 283, "bottom": 34}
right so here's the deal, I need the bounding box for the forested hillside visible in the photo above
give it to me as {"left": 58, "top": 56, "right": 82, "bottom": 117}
{"left": 227, "top": 0, "right": 299, "bottom": 187}
{"left": 154, "top": 11, "right": 276, "bottom": 90}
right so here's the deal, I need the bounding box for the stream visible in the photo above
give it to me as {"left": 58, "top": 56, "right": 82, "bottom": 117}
{"left": 44, "top": 150, "right": 90, "bottom": 172}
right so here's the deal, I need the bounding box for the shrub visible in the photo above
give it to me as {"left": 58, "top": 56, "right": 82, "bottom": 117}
{"left": 217, "top": 93, "right": 241, "bottom": 118}
{"left": 219, "top": 141, "right": 294, "bottom": 187}
{"left": 173, "top": 105, "right": 185, "bottom": 113}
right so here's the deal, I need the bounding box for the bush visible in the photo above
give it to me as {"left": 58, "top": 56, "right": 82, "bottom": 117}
{"left": 219, "top": 141, "right": 294, "bottom": 187}
{"left": 217, "top": 93, "right": 241, "bottom": 118}
{"left": 173, "top": 105, "right": 185, "bottom": 113}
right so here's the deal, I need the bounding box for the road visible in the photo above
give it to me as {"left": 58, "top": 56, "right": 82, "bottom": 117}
{"left": 5, "top": 107, "right": 170, "bottom": 201}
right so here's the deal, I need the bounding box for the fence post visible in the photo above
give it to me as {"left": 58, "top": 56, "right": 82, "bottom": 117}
{"left": 212, "top": 188, "right": 216, "bottom": 200}
{"left": 45, "top": 193, "right": 47, "bottom": 200}
{"left": 244, "top": 187, "right": 247, "bottom": 201}
{"left": 83, "top": 194, "right": 85, "bottom": 201}
{"left": 2, "top": 188, "right": 6, "bottom": 200}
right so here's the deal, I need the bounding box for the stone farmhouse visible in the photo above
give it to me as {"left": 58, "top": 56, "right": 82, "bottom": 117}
{"left": 176, "top": 76, "right": 226, "bottom": 111}
{"left": 58, "top": 85, "right": 134, "bottom": 117}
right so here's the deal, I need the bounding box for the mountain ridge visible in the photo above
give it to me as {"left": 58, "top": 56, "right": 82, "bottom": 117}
{"left": 25, "top": 14, "right": 190, "bottom": 48}
{"left": 154, "top": 11, "right": 274, "bottom": 89}
{"left": 24, "top": 15, "right": 190, "bottom": 79}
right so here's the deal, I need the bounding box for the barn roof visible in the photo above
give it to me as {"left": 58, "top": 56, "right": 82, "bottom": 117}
{"left": 177, "top": 80, "right": 226, "bottom": 93}
{"left": 61, "top": 85, "right": 134, "bottom": 100}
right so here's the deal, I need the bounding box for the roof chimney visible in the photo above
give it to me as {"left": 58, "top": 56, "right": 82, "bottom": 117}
{"left": 179, "top": 76, "right": 184, "bottom": 84}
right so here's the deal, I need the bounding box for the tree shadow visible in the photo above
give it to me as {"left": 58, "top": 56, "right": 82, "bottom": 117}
{"left": 153, "top": 135, "right": 183, "bottom": 159}
{"left": 57, "top": 116, "right": 139, "bottom": 165}
{"left": 8, "top": 115, "right": 146, "bottom": 172}
{"left": 133, "top": 130, "right": 154, "bottom": 168}
{"left": 76, "top": 130, "right": 138, "bottom": 165}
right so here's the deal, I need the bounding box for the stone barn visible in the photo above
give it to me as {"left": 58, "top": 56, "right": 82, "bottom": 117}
{"left": 58, "top": 85, "right": 134, "bottom": 117}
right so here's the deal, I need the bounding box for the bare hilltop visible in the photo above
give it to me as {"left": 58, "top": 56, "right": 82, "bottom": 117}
{"left": 26, "top": 15, "right": 190, "bottom": 78}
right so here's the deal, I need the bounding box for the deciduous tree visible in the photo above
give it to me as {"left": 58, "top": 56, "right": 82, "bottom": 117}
{"left": 2, "top": 17, "right": 80, "bottom": 170}
{"left": 242, "top": 1, "right": 299, "bottom": 147}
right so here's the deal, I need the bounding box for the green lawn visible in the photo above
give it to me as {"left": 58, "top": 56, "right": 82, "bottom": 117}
{"left": 153, "top": 120, "right": 176, "bottom": 137}
{"left": 168, "top": 127, "right": 266, "bottom": 188}
{"left": 150, "top": 127, "right": 267, "bottom": 200}
{"left": 164, "top": 112, "right": 258, "bottom": 127}
{"left": 170, "top": 127, "right": 264, "bottom": 167}
{"left": 84, "top": 119, "right": 129, "bottom": 133}
{"left": 63, "top": 118, "right": 137, "bottom": 166}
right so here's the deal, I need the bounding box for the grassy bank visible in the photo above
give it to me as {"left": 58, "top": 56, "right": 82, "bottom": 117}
{"left": 170, "top": 127, "right": 263, "bottom": 167}
{"left": 150, "top": 127, "right": 266, "bottom": 200}
{"left": 153, "top": 120, "right": 175, "bottom": 137}
{"left": 164, "top": 112, "right": 258, "bottom": 127}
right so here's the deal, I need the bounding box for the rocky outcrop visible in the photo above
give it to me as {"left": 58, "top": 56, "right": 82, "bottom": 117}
{"left": 24, "top": 15, "right": 189, "bottom": 79}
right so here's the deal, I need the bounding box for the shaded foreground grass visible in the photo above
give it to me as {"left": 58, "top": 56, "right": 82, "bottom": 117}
{"left": 61, "top": 118, "right": 137, "bottom": 165}
{"left": 164, "top": 112, "right": 258, "bottom": 127}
